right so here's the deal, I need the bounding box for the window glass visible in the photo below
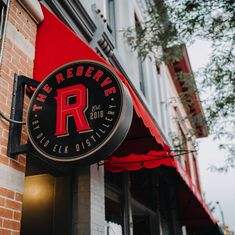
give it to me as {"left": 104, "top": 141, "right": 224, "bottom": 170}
{"left": 105, "top": 0, "right": 116, "bottom": 38}
{"left": 135, "top": 14, "right": 146, "bottom": 96}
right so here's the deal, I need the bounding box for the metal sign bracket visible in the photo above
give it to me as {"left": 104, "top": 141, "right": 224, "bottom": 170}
{"left": 7, "top": 74, "right": 39, "bottom": 157}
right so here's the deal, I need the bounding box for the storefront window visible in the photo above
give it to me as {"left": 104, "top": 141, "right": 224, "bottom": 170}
{"left": 105, "top": 197, "right": 122, "bottom": 225}
{"left": 105, "top": 172, "right": 124, "bottom": 234}
{"left": 132, "top": 209, "right": 152, "bottom": 235}
{"left": 105, "top": 169, "right": 161, "bottom": 235}
{"left": 130, "top": 169, "right": 154, "bottom": 209}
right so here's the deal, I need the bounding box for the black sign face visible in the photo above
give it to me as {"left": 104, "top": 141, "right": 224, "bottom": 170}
{"left": 27, "top": 61, "right": 133, "bottom": 163}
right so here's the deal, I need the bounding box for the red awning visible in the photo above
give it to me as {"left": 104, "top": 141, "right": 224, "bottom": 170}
{"left": 34, "top": 4, "right": 168, "bottom": 152}
{"left": 175, "top": 161, "right": 217, "bottom": 227}
{"left": 34, "top": 4, "right": 218, "bottom": 231}
{"left": 104, "top": 109, "right": 174, "bottom": 172}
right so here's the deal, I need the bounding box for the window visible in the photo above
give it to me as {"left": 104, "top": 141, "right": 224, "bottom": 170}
{"left": 192, "top": 154, "right": 202, "bottom": 193}
{"left": 135, "top": 14, "right": 145, "bottom": 96}
{"left": 105, "top": 170, "right": 160, "bottom": 235}
{"left": 0, "top": 0, "right": 8, "bottom": 61}
{"left": 105, "top": 0, "right": 116, "bottom": 39}
{"left": 176, "top": 123, "right": 187, "bottom": 170}
{"left": 156, "top": 66, "right": 168, "bottom": 131}
{"left": 173, "top": 107, "right": 191, "bottom": 172}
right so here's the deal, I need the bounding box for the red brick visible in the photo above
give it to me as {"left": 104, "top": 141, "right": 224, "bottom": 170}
{"left": 0, "top": 137, "right": 8, "bottom": 149}
{"left": 8, "top": 159, "right": 25, "bottom": 172}
{"left": 0, "top": 208, "right": 13, "bottom": 219}
{"left": 0, "top": 70, "right": 12, "bottom": 83}
{"left": 0, "top": 218, "right": 3, "bottom": 226}
{"left": 3, "top": 219, "right": 20, "bottom": 231}
{"left": 5, "top": 199, "right": 22, "bottom": 211}
{"left": 8, "top": 13, "right": 16, "bottom": 26}
{"left": 0, "top": 85, "right": 9, "bottom": 98}
{"left": 11, "top": 231, "right": 20, "bottom": 235}
{"left": 0, "top": 2, "right": 36, "bottom": 213}
{"left": 2, "top": 129, "right": 8, "bottom": 139}
{"left": 17, "top": 156, "right": 26, "bottom": 165}
{"left": 2, "top": 53, "right": 13, "bottom": 67}
{"left": 0, "top": 188, "right": 14, "bottom": 199}
{"left": 0, "top": 64, "right": 10, "bottom": 76}
{"left": 13, "top": 211, "right": 21, "bottom": 221}
{"left": 14, "top": 193, "right": 23, "bottom": 203}
{"left": 3, "top": 38, "right": 13, "bottom": 49}
{"left": 0, "top": 155, "right": 9, "bottom": 165}
{"left": 0, "top": 229, "right": 11, "bottom": 235}
{"left": 0, "top": 146, "right": 8, "bottom": 156}
{"left": 0, "top": 102, "right": 10, "bottom": 115}
{"left": 0, "top": 87, "right": 9, "bottom": 97}
{"left": 7, "top": 1, "right": 37, "bottom": 47}
{"left": 12, "top": 44, "right": 23, "bottom": 56}
{"left": 0, "top": 196, "right": 5, "bottom": 207}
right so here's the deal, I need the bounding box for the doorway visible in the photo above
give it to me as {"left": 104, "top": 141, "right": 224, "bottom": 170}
{"left": 20, "top": 156, "right": 72, "bottom": 235}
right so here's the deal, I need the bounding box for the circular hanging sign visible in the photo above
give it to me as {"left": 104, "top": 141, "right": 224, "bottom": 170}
{"left": 27, "top": 61, "right": 133, "bottom": 164}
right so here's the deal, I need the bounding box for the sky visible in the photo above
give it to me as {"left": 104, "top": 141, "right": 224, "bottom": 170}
{"left": 188, "top": 41, "right": 235, "bottom": 232}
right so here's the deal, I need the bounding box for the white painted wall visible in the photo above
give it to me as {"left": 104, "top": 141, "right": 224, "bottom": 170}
{"left": 79, "top": 0, "right": 176, "bottom": 143}
{"left": 112, "top": 0, "right": 172, "bottom": 134}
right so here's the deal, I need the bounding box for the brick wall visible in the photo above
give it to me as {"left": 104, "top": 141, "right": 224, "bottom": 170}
{"left": 0, "top": 0, "right": 38, "bottom": 234}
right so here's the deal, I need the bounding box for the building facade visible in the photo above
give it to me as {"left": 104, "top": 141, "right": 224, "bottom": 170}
{"left": 0, "top": 0, "right": 223, "bottom": 235}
